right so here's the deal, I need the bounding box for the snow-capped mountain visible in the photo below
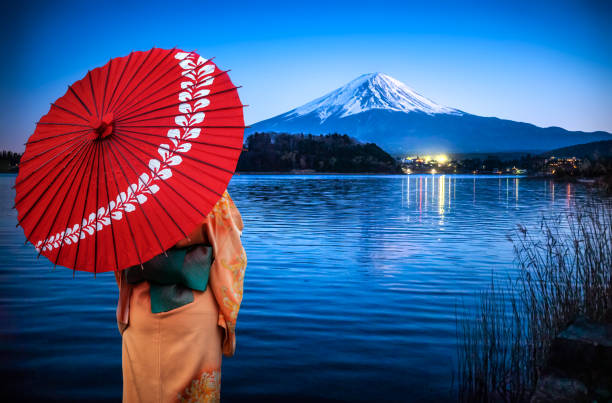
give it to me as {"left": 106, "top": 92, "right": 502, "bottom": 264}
{"left": 287, "top": 73, "right": 459, "bottom": 121}
{"left": 249, "top": 73, "right": 612, "bottom": 155}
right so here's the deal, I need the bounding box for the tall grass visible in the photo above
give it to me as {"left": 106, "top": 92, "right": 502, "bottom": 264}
{"left": 457, "top": 196, "right": 612, "bottom": 402}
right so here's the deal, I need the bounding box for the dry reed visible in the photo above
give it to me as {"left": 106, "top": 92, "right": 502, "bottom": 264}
{"left": 456, "top": 195, "right": 612, "bottom": 402}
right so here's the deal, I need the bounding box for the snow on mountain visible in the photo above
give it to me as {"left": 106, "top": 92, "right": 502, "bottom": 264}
{"left": 286, "top": 72, "right": 460, "bottom": 122}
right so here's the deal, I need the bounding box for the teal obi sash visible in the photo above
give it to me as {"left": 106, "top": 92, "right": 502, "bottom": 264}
{"left": 126, "top": 244, "right": 213, "bottom": 313}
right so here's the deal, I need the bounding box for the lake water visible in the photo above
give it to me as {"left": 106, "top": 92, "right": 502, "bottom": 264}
{"left": 0, "top": 173, "right": 589, "bottom": 402}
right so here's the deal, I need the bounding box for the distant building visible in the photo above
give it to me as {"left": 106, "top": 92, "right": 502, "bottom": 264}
{"left": 544, "top": 156, "right": 580, "bottom": 175}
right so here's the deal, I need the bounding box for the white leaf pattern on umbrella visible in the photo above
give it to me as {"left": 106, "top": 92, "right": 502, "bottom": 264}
{"left": 194, "top": 89, "right": 210, "bottom": 99}
{"left": 179, "top": 103, "right": 191, "bottom": 114}
{"left": 194, "top": 98, "right": 210, "bottom": 110}
{"left": 166, "top": 155, "right": 182, "bottom": 166}
{"left": 158, "top": 145, "right": 170, "bottom": 159}
{"left": 176, "top": 143, "right": 191, "bottom": 153}
{"left": 184, "top": 128, "right": 200, "bottom": 140}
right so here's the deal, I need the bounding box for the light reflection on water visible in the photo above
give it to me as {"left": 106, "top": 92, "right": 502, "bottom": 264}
{"left": 0, "top": 173, "right": 586, "bottom": 402}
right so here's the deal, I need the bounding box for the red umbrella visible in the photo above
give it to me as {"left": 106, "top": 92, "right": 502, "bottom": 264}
{"left": 14, "top": 48, "right": 245, "bottom": 273}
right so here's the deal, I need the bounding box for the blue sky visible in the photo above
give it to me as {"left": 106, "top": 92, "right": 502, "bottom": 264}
{"left": 1, "top": 0, "right": 610, "bottom": 151}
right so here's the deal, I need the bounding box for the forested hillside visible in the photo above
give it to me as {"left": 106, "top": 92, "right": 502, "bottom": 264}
{"left": 236, "top": 132, "right": 401, "bottom": 173}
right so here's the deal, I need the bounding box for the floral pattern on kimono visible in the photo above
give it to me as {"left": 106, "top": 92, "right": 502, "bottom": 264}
{"left": 178, "top": 369, "right": 221, "bottom": 403}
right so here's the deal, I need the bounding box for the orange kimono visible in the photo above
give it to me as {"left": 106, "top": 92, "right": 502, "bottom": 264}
{"left": 114, "top": 190, "right": 247, "bottom": 402}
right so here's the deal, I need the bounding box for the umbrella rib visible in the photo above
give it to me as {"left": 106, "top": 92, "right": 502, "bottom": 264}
{"left": 113, "top": 127, "right": 244, "bottom": 151}
{"left": 115, "top": 55, "right": 216, "bottom": 120}
{"left": 52, "top": 143, "right": 99, "bottom": 268}
{"left": 114, "top": 130, "right": 237, "bottom": 174}
{"left": 53, "top": 142, "right": 93, "bottom": 268}
{"left": 115, "top": 104, "right": 246, "bottom": 125}
{"left": 105, "top": 52, "right": 134, "bottom": 117}
{"left": 103, "top": 142, "right": 146, "bottom": 268}
{"left": 105, "top": 144, "right": 164, "bottom": 267}
{"left": 17, "top": 140, "right": 92, "bottom": 227}
{"left": 93, "top": 141, "right": 100, "bottom": 276}
{"left": 19, "top": 133, "right": 84, "bottom": 165}
{"left": 115, "top": 68, "right": 230, "bottom": 120}
{"left": 31, "top": 141, "right": 96, "bottom": 255}
{"left": 100, "top": 59, "right": 113, "bottom": 116}
{"left": 116, "top": 124, "right": 246, "bottom": 129}
{"left": 100, "top": 139, "right": 121, "bottom": 271}
{"left": 101, "top": 141, "right": 145, "bottom": 268}
{"left": 37, "top": 122, "right": 89, "bottom": 127}
{"left": 111, "top": 48, "right": 176, "bottom": 115}
{"left": 71, "top": 140, "right": 100, "bottom": 272}
{"left": 50, "top": 103, "right": 90, "bottom": 122}
{"left": 87, "top": 71, "right": 99, "bottom": 118}
{"left": 25, "top": 128, "right": 91, "bottom": 145}
{"left": 117, "top": 84, "right": 240, "bottom": 122}
{"left": 106, "top": 50, "right": 154, "bottom": 113}
{"left": 14, "top": 138, "right": 89, "bottom": 190}
{"left": 113, "top": 134, "right": 224, "bottom": 198}
{"left": 105, "top": 141, "right": 175, "bottom": 252}
{"left": 68, "top": 85, "right": 92, "bottom": 116}
{"left": 111, "top": 51, "right": 202, "bottom": 118}
{"left": 112, "top": 136, "right": 211, "bottom": 219}
{"left": 195, "top": 132, "right": 246, "bottom": 140}
{"left": 107, "top": 139, "right": 189, "bottom": 239}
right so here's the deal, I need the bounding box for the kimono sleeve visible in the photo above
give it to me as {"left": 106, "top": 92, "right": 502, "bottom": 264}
{"left": 204, "top": 190, "right": 247, "bottom": 357}
{"left": 114, "top": 269, "right": 132, "bottom": 334}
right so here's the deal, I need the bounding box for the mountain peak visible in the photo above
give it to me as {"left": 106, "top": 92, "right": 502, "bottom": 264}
{"left": 287, "top": 73, "right": 460, "bottom": 122}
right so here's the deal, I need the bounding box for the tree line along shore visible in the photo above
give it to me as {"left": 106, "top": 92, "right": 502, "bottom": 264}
{"left": 236, "top": 133, "right": 612, "bottom": 191}
{"left": 3, "top": 135, "right": 612, "bottom": 191}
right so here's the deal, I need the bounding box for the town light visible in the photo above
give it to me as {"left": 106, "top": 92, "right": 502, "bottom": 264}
{"left": 436, "top": 154, "right": 448, "bottom": 164}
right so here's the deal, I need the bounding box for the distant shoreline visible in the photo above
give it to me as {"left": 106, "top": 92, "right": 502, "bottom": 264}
{"left": 0, "top": 171, "right": 529, "bottom": 176}
{"left": 235, "top": 171, "right": 400, "bottom": 175}
{"left": 234, "top": 171, "right": 530, "bottom": 176}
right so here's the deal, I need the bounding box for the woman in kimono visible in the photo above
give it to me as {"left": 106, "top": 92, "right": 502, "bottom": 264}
{"left": 114, "top": 190, "right": 246, "bottom": 402}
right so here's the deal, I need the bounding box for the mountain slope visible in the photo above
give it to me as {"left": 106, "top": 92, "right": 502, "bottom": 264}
{"left": 542, "top": 140, "right": 612, "bottom": 159}
{"left": 249, "top": 73, "right": 612, "bottom": 155}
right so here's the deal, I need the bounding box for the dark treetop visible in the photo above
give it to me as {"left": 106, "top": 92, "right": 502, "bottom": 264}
{"left": 236, "top": 132, "right": 401, "bottom": 173}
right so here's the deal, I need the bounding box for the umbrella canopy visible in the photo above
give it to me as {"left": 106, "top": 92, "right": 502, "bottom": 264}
{"left": 15, "top": 48, "right": 245, "bottom": 273}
